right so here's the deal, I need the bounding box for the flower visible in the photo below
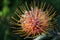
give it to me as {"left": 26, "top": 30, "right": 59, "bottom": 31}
{"left": 20, "top": 8, "right": 48, "bottom": 35}
{"left": 10, "top": 1, "right": 56, "bottom": 38}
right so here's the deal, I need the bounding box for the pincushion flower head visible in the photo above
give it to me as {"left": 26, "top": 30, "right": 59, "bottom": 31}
{"left": 10, "top": 0, "right": 56, "bottom": 39}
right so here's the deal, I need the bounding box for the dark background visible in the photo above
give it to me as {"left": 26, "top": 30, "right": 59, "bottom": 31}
{"left": 0, "top": 0, "right": 60, "bottom": 40}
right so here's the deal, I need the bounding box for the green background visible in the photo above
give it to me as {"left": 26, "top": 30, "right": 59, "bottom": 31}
{"left": 0, "top": 0, "right": 60, "bottom": 40}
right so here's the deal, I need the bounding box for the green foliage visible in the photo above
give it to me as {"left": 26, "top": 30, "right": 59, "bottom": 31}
{"left": 0, "top": 0, "right": 60, "bottom": 40}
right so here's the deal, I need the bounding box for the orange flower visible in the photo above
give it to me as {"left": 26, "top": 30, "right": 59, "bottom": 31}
{"left": 10, "top": 1, "right": 56, "bottom": 38}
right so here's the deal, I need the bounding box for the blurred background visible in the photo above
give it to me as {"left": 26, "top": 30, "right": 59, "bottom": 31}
{"left": 0, "top": 0, "right": 60, "bottom": 40}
